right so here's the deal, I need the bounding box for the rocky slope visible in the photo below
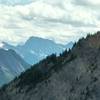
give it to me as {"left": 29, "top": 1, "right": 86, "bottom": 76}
{"left": 0, "top": 32, "right": 100, "bottom": 100}
{"left": 0, "top": 49, "right": 29, "bottom": 86}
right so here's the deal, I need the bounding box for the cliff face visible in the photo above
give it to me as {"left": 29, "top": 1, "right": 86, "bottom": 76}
{"left": 0, "top": 32, "right": 100, "bottom": 100}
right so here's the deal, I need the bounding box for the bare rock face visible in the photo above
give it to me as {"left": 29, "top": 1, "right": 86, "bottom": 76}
{"left": 0, "top": 32, "right": 100, "bottom": 100}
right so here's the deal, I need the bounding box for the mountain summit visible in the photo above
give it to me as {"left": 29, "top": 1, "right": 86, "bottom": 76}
{"left": 1, "top": 32, "right": 100, "bottom": 100}
{"left": 3, "top": 37, "right": 73, "bottom": 64}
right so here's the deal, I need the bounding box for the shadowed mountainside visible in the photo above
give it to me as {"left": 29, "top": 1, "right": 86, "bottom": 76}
{"left": 0, "top": 49, "right": 29, "bottom": 86}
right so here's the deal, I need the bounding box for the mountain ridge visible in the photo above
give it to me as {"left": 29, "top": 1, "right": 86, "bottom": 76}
{"left": 3, "top": 36, "right": 73, "bottom": 64}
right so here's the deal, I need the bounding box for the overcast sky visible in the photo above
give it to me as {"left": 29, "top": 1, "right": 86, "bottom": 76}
{"left": 0, "top": 0, "right": 100, "bottom": 45}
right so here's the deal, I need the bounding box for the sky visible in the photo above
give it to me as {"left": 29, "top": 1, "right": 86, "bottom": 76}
{"left": 0, "top": 0, "right": 100, "bottom": 45}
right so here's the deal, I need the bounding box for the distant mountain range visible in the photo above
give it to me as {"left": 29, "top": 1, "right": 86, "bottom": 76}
{"left": 1, "top": 32, "right": 100, "bottom": 100}
{"left": 3, "top": 37, "right": 73, "bottom": 64}
{"left": 0, "top": 49, "right": 29, "bottom": 86}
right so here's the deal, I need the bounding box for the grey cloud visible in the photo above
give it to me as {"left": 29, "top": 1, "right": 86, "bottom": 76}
{"left": 0, "top": 0, "right": 33, "bottom": 5}
{"left": 43, "top": 17, "right": 96, "bottom": 27}
{"left": 73, "top": 0, "right": 100, "bottom": 8}
{"left": 73, "top": 0, "right": 90, "bottom": 6}
{"left": 20, "top": 10, "right": 96, "bottom": 29}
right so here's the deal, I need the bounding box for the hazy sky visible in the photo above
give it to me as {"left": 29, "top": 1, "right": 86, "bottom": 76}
{"left": 0, "top": 0, "right": 100, "bottom": 45}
